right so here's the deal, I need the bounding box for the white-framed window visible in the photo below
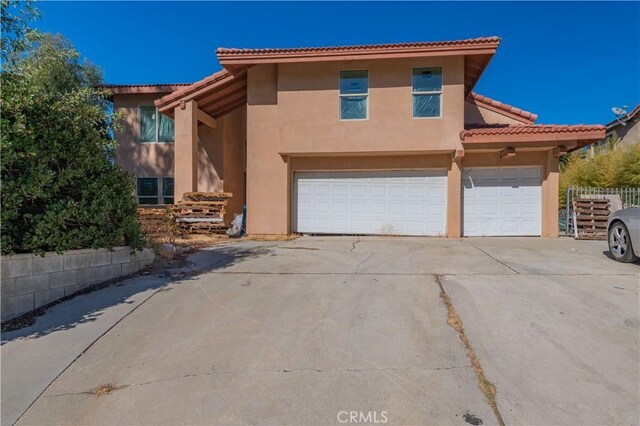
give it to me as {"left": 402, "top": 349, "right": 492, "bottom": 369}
{"left": 339, "top": 70, "right": 368, "bottom": 120}
{"left": 136, "top": 177, "right": 175, "bottom": 205}
{"left": 162, "top": 177, "right": 175, "bottom": 205}
{"left": 139, "top": 106, "right": 175, "bottom": 143}
{"left": 412, "top": 67, "right": 442, "bottom": 118}
{"left": 137, "top": 177, "right": 159, "bottom": 204}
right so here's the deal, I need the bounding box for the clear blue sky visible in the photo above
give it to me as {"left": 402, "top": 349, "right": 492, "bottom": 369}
{"left": 35, "top": 1, "right": 639, "bottom": 125}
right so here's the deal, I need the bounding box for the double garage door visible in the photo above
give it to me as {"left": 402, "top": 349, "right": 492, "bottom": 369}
{"left": 293, "top": 167, "right": 542, "bottom": 237}
{"left": 294, "top": 171, "right": 447, "bottom": 236}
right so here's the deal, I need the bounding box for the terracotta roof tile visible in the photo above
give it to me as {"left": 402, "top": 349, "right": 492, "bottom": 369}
{"left": 460, "top": 124, "right": 605, "bottom": 141}
{"left": 468, "top": 92, "right": 538, "bottom": 123}
{"left": 217, "top": 36, "right": 500, "bottom": 55}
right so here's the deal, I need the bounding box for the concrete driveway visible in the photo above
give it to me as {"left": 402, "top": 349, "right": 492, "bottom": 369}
{"left": 2, "top": 236, "right": 638, "bottom": 425}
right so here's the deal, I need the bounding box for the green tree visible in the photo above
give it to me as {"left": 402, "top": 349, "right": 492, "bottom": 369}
{"left": 1, "top": 33, "right": 143, "bottom": 255}
{"left": 1, "top": 0, "right": 40, "bottom": 66}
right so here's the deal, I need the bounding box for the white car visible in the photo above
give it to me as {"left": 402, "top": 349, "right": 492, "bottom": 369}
{"left": 607, "top": 208, "right": 640, "bottom": 262}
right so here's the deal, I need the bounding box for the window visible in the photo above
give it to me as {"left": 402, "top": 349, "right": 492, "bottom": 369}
{"left": 137, "top": 178, "right": 159, "bottom": 205}
{"left": 139, "top": 106, "right": 175, "bottom": 142}
{"left": 162, "top": 177, "right": 174, "bottom": 205}
{"left": 412, "top": 67, "right": 442, "bottom": 118}
{"left": 339, "top": 70, "right": 368, "bottom": 120}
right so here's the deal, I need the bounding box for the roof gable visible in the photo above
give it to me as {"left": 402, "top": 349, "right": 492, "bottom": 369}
{"left": 217, "top": 36, "right": 501, "bottom": 96}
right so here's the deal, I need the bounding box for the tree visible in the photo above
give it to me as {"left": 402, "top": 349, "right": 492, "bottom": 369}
{"left": 1, "top": 33, "right": 143, "bottom": 254}
{"left": 559, "top": 137, "right": 640, "bottom": 207}
{"left": 1, "top": 0, "right": 40, "bottom": 66}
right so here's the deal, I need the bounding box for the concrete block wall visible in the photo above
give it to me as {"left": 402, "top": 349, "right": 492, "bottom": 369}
{"left": 1, "top": 247, "right": 154, "bottom": 321}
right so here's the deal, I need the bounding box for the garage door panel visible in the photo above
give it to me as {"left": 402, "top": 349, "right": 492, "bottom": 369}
{"left": 463, "top": 167, "right": 541, "bottom": 237}
{"left": 295, "top": 170, "right": 447, "bottom": 236}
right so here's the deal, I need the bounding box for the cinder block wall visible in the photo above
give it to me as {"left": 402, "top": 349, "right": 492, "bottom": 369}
{"left": 1, "top": 247, "right": 154, "bottom": 321}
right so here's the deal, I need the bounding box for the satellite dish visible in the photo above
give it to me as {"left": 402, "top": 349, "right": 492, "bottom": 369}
{"left": 612, "top": 106, "right": 629, "bottom": 126}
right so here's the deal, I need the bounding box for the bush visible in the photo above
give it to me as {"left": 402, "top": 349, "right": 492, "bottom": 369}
{"left": 559, "top": 138, "right": 640, "bottom": 207}
{"left": 1, "top": 34, "right": 143, "bottom": 255}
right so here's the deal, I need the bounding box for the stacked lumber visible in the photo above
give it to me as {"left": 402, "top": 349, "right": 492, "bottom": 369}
{"left": 137, "top": 207, "right": 172, "bottom": 239}
{"left": 572, "top": 198, "right": 610, "bottom": 240}
{"left": 171, "top": 192, "right": 232, "bottom": 234}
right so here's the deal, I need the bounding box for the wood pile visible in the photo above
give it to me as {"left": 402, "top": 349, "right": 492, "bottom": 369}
{"left": 572, "top": 198, "right": 610, "bottom": 240}
{"left": 137, "top": 207, "right": 172, "bottom": 239}
{"left": 171, "top": 192, "right": 231, "bottom": 234}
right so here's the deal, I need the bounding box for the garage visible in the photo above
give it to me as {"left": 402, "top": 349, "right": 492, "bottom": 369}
{"left": 294, "top": 170, "right": 447, "bottom": 236}
{"left": 462, "top": 167, "right": 542, "bottom": 236}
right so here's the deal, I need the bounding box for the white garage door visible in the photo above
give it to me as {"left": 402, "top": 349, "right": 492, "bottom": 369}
{"left": 463, "top": 167, "right": 542, "bottom": 236}
{"left": 294, "top": 170, "right": 447, "bottom": 236}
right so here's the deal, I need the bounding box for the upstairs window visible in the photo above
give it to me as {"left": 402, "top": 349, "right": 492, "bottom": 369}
{"left": 140, "top": 106, "right": 175, "bottom": 143}
{"left": 137, "top": 177, "right": 159, "bottom": 205}
{"left": 412, "top": 67, "right": 442, "bottom": 118}
{"left": 339, "top": 70, "right": 368, "bottom": 120}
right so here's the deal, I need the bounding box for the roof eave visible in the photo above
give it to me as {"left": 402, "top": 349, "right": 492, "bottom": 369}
{"left": 218, "top": 44, "right": 498, "bottom": 67}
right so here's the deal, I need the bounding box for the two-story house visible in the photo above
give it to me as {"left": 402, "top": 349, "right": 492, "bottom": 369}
{"left": 107, "top": 36, "right": 605, "bottom": 238}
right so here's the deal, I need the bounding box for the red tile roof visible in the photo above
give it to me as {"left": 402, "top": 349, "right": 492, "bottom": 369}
{"left": 217, "top": 37, "right": 500, "bottom": 96}
{"left": 100, "top": 83, "right": 191, "bottom": 94}
{"left": 460, "top": 124, "right": 606, "bottom": 143}
{"left": 468, "top": 92, "right": 538, "bottom": 124}
{"left": 155, "top": 69, "right": 248, "bottom": 118}
{"left": 217, "top": 36, "right": 501, "bottom": 55}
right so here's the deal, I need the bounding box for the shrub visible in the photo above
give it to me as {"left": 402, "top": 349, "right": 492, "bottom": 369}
{"left": 1, "top": 34, "right": 143, "bottom": 255}
{"left": 559, "top": 137, "right": 640, "bottom": 207}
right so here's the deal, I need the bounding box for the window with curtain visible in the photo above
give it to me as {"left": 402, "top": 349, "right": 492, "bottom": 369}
{"left": 139, "top": 106, "right": 175, "bottom": 142}
{"left": 137, "top": 177, "right": 159, "bottom": 204}
{"left": 162, "top": 177, "right": 174, "bottom": 205}
{"left": 412, "top": 67, "right": 442, "bottom": 118}
{"left": 339, "top": 70, "right": 368, "bottom": 120}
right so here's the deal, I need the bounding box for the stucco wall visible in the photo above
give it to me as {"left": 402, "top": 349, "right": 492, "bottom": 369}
{"left": 1, "top": 247, "right": 154, "bottom": 321}
{"left": 114, "top": 94, "right": 174, "bottom": 178}
{"left": 277, "top": 56, "right": 465, "bottom": 155}
{"left": 114, "top": 94, "right": 244, "bottom": 210}
{"left": 246, "top": 64, "right": 289, "bottom": 234}
{"left": 464, "top": 101, "right": 525, "bottom": 125}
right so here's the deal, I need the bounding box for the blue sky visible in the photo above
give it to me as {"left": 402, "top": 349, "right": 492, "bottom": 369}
{"left": 35, "top": 1, "right": 639, "bottom": 125}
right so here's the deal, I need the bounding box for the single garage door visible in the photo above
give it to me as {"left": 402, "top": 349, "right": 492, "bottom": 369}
{"left": 463, "top": 167, "right": 542, "bottom": 236}
{"left": 294, "top": 170, "right": 447, "bottom": 236}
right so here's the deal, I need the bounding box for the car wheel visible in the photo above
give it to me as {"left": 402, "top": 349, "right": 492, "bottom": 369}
{"left": 608, "top": 221, "right": 638, "bottom": 263}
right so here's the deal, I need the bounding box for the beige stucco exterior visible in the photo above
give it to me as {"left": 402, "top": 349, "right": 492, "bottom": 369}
{"left": 114, "top": 93, "right": 246, "bottom": 222}
{"left": 112, "top": 41, "right": 603, "bottom": 239}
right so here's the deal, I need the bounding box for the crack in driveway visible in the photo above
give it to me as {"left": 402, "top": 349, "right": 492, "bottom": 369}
{"left": 43, "top": 365, "right": 473, "bottom": 399}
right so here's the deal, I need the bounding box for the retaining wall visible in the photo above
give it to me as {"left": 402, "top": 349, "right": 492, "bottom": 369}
{"left": 1, "top": 247, "right": 154, "bottom": 321}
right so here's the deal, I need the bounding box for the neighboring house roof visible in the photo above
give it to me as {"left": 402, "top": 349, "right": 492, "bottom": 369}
{"left": 217, "top": 36, "right": 501, "bottom": 95}
{"left": 100, "top": 83, "right": 191, "bottom": 95}
{"left": 468, "top": 92, "right": 538, "bottom": 124}
{"left": 460, "top": 124, "right": 605, "bottom": 148}
{"left": 605, "top": 104, "right": 640, "bottom": 131}
{"left": 155, "top": 69, "right": 247, "bottom": 119}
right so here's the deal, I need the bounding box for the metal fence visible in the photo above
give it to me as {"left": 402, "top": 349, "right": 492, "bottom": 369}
{"left": 564, "top": 187, "right": 640, "bottom": 236}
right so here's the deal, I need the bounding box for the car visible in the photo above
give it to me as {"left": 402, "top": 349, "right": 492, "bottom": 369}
{"left": 607, "top": 208, "right": 640, "bottom": 263}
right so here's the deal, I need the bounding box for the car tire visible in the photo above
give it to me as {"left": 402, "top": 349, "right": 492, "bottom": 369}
{"left": 608, "top": 221, "right": 638, "bottom": 263}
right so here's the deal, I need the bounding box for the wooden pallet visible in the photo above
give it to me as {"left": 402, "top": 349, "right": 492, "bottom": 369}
{"left": 572, "top": 198, "right": 610, "bottom": 240}
{"left": 171, "top": 192, "right": 232, "bottom": 235}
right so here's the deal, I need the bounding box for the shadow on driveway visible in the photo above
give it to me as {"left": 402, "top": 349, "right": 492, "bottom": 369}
{"left": 1, "top": 243, "right": 275, "bottom": 344}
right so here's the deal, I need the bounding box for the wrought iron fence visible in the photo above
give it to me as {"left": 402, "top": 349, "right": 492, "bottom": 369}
{"left": 564, "top": 187, "right": 640, "bottom": 236}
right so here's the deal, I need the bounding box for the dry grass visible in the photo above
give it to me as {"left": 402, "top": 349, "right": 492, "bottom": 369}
{"left": 90, "top": 384, "right": 121, "bottom": 396}
{"left": 436, "top": 275, "right": 504, "bottom": 426}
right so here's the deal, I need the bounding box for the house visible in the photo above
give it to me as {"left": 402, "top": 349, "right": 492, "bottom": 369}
{"left": 603, "top": 104, "right": 640, "bottom": 147}
{"left": 106, "top": 36, "right": 605, "bottom": 238}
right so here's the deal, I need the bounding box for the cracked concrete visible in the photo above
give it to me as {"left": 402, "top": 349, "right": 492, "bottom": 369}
{"left": 3, "top": 236, "right": 639, "bottom": 425}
